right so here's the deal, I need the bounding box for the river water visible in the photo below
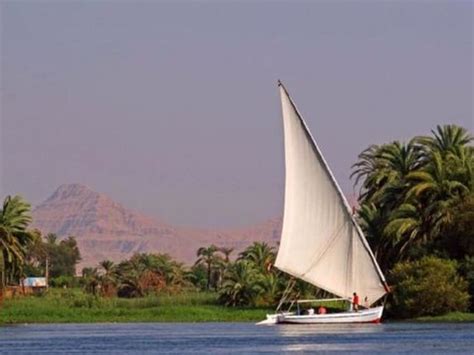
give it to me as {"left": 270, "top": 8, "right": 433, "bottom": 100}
{"left": 1, "top": 322, "right": 473, "bottom": 354}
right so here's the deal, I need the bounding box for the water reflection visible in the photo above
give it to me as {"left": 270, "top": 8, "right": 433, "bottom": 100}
{"left": 276, "top": 322, "right": 383, "bottom": 336}
{"left": 275, "top": 322, "right": 474, "bottom": 353}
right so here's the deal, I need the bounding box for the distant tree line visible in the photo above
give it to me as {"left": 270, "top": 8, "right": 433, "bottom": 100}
{"left": 80, "top": 241, "right": 321, "bottom": 309}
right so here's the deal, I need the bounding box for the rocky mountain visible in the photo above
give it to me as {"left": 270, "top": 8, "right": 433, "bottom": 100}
{"left": 31, "top": 184, "right": 281, "bottom": 268}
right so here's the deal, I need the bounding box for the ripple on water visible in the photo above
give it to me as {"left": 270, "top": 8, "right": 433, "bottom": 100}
{"left": 1, "top": 322, "right": 473, "bottom": 354}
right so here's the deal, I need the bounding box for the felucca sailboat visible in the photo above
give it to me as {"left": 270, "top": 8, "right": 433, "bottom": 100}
{"left": 260, "top": 82, "right": 389, "bottom": 325}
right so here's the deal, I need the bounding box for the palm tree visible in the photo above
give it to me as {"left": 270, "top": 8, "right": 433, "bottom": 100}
{"left": 351, "top": 144, "right": 381, "bottom": 196}
{"left": 382, "top": 151, "right": 469, "bottom": 259}
{"left": 45, "top": 233, "right": 58, "bottom": 245}
{"left": 352, "top": 141, "right": 437, "bottom": 269}
{"left": 352, "top": 141, "right": 421, "bottom": 206}
{"left": 214, "top": 247, "right": 234, "bottom": 289}
{"left": 82, "top": 267, "right": 100, "bottom": 295}
{"left": 114, "top": 253, "right": 186, "bottom": 297}
{"left": 0, "top": 195, "right": 34, "bottom": 288}
{"left": 218, "top": 260, "right": 261, "bottom": 306}
{"left": 416, "top": 124, "right": 473, "bottom": 158}
{"left": 114, "top": 259, "right": 142, "bottom": 297}
{"left": 445, "top": 145, "right": 474, "bottom": 192}
{"left": 238, "top": 242, "right": 275, "bottom": 273}
{"left": 357, "top": 203, "right": 388, "bottom": 261}
{"left": 187, "top": 264, "right": 208, "bottom": 290}
{"left": 255, "top": 272, "right": 282, "bottom": 306}
{"left": 152, "top": 253, "right": 186, "bottom": 291}
{"left": 406, "top": 151, "right": 470, "bottom": 234}
{"left": 218, "top": 247, "right": 234, "bottom": 263}
{"left": 126, "top": 253, "right": 165, "bottom": 295}
{"left": 100, "top": 260, "right": 115, "bottom": 274}
{"left": 99, "top": 260, "right": 117, "bottom": 296}
{"left": 383, "top": 202, "right": 428, "bottom": 259}
{"left": 351, "top": 125, "right": 473, "bottom": 271}
{"left": 195, "top": 245, "right": 220, "bottom": 290}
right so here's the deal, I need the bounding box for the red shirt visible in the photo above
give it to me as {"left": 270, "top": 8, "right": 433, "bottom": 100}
{"left": 353, "top": 295, "right": 359, "bottom": 305}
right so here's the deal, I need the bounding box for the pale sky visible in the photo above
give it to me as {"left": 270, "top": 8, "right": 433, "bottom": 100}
{"left": 1, "top": 1, "right": 472, "bottom": 227}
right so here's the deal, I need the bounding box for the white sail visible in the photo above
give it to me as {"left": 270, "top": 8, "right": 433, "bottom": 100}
{"left": 274, "top": 83, "right": 387, "bottom": 306}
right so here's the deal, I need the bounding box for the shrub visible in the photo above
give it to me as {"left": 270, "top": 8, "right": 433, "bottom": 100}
{"left": 389, "top": 256, "right": 469, "bottom": 318}
{"left": 50, "top": 275, "right": 79, "bottom": 288}
{"left": 459, "top": 256, "right": 474, "bottom": 311}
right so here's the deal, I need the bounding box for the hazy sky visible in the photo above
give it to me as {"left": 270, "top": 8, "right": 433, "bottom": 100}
{"left": 1, "top": 1, "right": 472, "bottom": 227}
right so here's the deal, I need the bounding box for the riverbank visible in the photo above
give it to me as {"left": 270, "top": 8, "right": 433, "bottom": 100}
{"left": 413, "top": 312, "right": 474, "bottom": 323}
{"left": 0, "top": 289, "right": 271, "bottom": 324}
{"left": 2, "top": 289, "right": 473, "bottom": 324}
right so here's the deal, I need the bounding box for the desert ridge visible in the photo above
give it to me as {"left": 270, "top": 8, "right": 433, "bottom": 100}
{"left": 31, "top": 184, "right": 281, "bottom": 268}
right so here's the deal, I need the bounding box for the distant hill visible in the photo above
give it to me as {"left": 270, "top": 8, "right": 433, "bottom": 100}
{"left": 31, "top": 184, "right": 281, "bottom": 268}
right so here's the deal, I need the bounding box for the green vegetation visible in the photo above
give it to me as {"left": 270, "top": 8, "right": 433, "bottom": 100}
{"left": 414, "top": 312, "right": 474, "bottom": 323}
{"left": 3, "top": 288, "right": 472, "bottom": 324}
{"left": 0, "top": 289, "right": 270, "bottom": 324}
{"left": 353, "top": 124, "right": 473, "bottom": 316}
{"left": 0, "top": 124, "right": 473, "bottom": 322}
{"left": 219, "top": 260, "right": 263, "bottom": 307}
{"left": 195, "top": 245, "right": 221, "bottom": 290}
{"left": 79, "top": 241, "right": 320, "bottom": 309}
{"left": 25, "top": 233, "right": 81, "bottom": 279}
{"left": 0, "top": 194, "right": 81, "bottom": 300}
{"left": 0, "top": 196, "right": 35, "bottom": 289}
{"left": 352, "top": 125, "right": 473, "bottom": 271}
{"left": 389, "top": 256, "right": 469, "bottom": 318}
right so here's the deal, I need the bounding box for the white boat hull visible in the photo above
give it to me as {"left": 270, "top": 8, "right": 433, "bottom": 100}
{"left": 256, "top": 312, "right": 294, "bottom": 325}
{"left": 259, "top": 306, "right": 384, "bottom": 325}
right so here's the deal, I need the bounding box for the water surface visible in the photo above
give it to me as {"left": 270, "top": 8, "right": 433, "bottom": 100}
{"left": 1, "top": 322, "right": 473, "bottom": 354}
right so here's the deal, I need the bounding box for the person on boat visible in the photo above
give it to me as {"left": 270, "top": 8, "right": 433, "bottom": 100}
{"left": 318, "top": 306, "right": 327, "bottom": 314}
{"left": 352, "top": 292, "right": 360, "bottom": 312}
{"left": 307, "top": 307, "right": 315, "bottom": 315}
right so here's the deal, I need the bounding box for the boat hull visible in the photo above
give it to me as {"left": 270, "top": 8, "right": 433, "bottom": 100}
{"left": 258, "top": 306, "right": 384, "bottom": 325}
{"left": 256, "top": 312, "right": 291, "bottom": 325}
{"left": 278, "top": 306, "right": 383, "bottom": 324}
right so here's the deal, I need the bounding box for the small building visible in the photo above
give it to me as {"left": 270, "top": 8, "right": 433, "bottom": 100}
{"left": 22, "top": 277, "right": 47, "bottom": 288}
{"left": 4, "top": 277, "right": 48, "bottom": 298}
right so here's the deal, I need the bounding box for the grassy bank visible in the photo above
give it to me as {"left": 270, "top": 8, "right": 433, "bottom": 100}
{"left": 2, "top": 289, "right": 473, "bottom": 324}
{"left": 413, "top": 312, "right": 474, "bottom": 323}
{"left": 0, "top": 289, "right": 271, "bottom": 324}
